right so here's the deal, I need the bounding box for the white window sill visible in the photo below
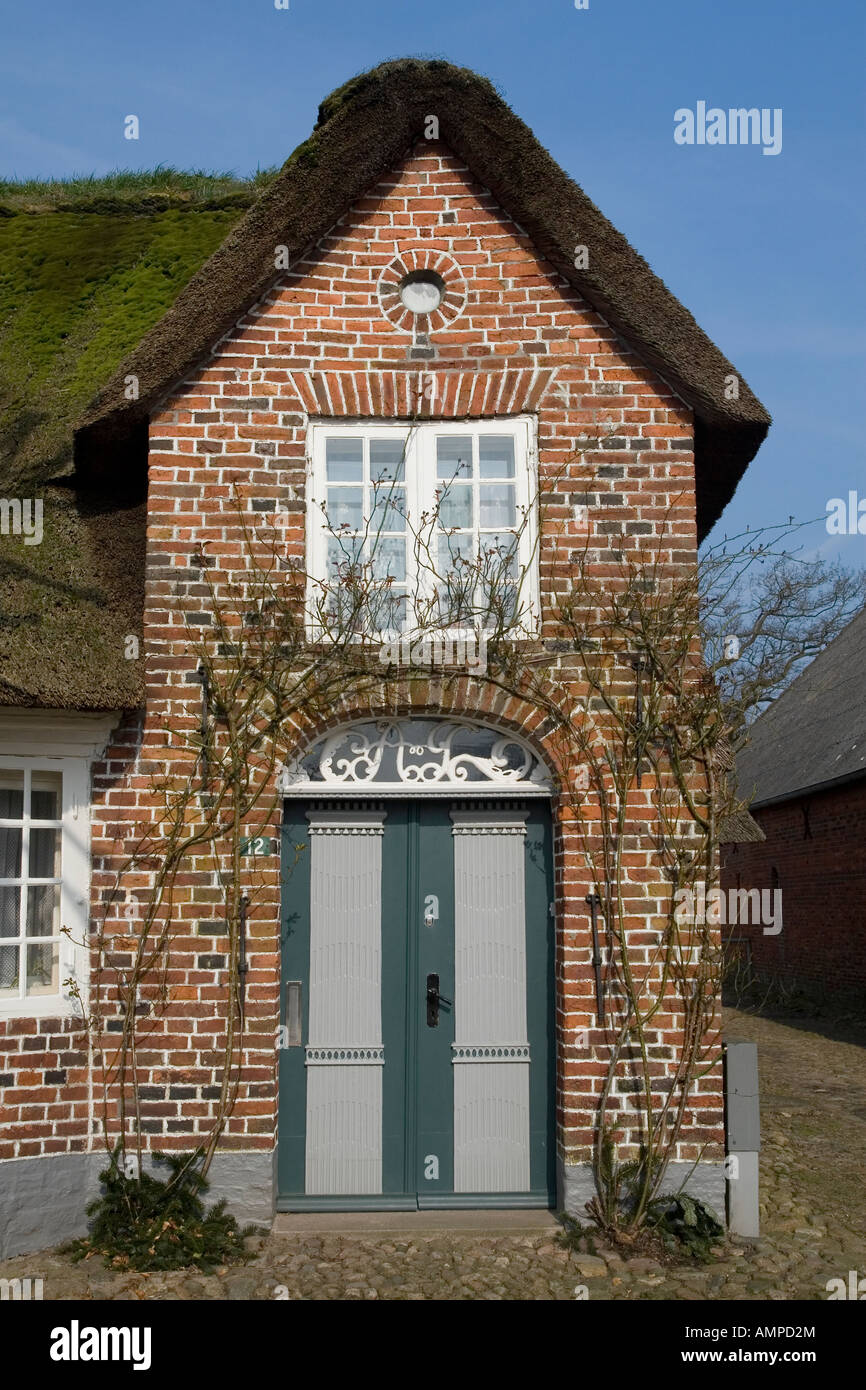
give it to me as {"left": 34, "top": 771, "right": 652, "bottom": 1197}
{"left": 0, "top": 996, "right": 84, "bottom": 1022}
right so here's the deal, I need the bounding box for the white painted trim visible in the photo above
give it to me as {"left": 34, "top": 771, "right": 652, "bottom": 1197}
{"left": 289, "top": 787, "right": 551, "bottom": 799}
{"left": 305, "top": 417, "right": 540, "bottom": 639}
{"left": 305, "top": 1047, "right": 385, "bottom": 1065}
{"left": 279, "top": 717, "right": 552, "bottom": 798}
{"left": 0, "top": 711, "right": 117, "bottom": 1019}
{"left": 0, "top": 709, "right": 120, "bottom": 760}
{"left": 452, "top": 1044, "right": 530, "bottom": 1062}
{"left": 0, "top": 757, "right": 91, "bottom": 1020}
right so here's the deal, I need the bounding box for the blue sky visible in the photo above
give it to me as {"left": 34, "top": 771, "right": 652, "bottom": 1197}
{"left": 2, "top": 0, "right": 863, "bottom": 559}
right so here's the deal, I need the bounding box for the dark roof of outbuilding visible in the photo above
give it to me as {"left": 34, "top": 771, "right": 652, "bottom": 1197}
{"left": 75, "top": 58, "right": 770, "bottom": 540}
{"left": 737, "top": 604, "right": 866, "bottom": 808}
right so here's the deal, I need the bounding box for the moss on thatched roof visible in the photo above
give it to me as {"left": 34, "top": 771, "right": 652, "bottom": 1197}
{"left": 0, "top": 194, "right": 250, "bottom": 708}
{"left": 0, "top": 203, "right": 248, "bottom": 491}
{"left": 76, "top": 58, "right": 770, "bottom": 537}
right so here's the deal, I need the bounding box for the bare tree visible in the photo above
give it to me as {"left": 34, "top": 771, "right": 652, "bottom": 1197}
{"left": 701, "top": 522, "right": 866, "bottom": 748}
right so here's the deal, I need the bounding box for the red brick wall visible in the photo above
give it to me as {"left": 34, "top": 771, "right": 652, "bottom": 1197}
{"left": 722, "top": 779, "right": 866, "bottom": 996}
{"left": 0, "top": 1016, "right": 89, "bottom": 1161}
{"left": 2, "top": 140, "right": 722, "bottom": 1178}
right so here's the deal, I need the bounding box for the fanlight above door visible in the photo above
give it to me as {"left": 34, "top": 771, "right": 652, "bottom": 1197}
{"left": 277, "top": 719, "right": 552, "bottom": 797}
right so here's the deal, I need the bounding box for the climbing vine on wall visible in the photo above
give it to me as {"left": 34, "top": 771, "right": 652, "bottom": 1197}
{"left": 68, "top": 427, "right": 772, "bottom": 1241}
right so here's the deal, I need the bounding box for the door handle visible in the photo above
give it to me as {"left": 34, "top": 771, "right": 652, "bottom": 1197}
{"left": 426, "top": 973, "right": 452, "bottom": 1027}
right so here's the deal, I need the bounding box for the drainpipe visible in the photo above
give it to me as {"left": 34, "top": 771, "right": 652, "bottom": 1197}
{"left": 198, "top": 663, "right": 211, "bottom": 792}
{"left": 238, "top": 895, "right": 250, "bottom": 1026}
{"left": 585, "top": 892, "right": 605, "bottom": 1024}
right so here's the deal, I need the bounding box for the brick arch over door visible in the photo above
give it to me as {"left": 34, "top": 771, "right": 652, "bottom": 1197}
{"left": 278, "top": 687, "right": 571, "bottom": 799}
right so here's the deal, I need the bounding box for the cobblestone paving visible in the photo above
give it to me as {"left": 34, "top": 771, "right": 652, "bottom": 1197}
{"left": 2, "top": 1009, "right": 863, "bottom": 1300}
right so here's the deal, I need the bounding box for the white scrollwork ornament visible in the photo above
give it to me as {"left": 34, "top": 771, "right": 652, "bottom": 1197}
{"left": 281, "top": 719, "right": 550, "bottom": 795}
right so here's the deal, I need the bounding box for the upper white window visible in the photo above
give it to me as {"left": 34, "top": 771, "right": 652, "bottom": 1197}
{"left": 307, "top": 418, "right": 539, "bottom": 637}
{"left": 0, "top": 759, "right": 89, "bottom": 1018}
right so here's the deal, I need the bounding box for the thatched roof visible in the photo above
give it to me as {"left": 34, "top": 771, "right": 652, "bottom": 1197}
{"left": 75, "top": 58, "right": 769, "bottom": 538}
{"left": 719, "top": 809, "right": 766, "bottom": 844}
{"left": 0, "top": 488, "right": 145, "bottom": 709}
{"left": 716, "top": 738, "right": 765, "bottom": 842}
{"left": 0, "top": 198, "right": 247, "bottom": 709}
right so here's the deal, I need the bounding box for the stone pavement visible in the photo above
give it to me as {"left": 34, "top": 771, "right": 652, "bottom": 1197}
{"left": 1, "top": 1008, "right": 863, "bottom": 1300}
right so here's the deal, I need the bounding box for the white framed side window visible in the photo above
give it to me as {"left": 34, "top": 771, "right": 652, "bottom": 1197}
{"left": 306, "top": 417, "right": 539, "bottom": 638}
{"left": 0, "top": 758, "right": 90, "bottom": 1019}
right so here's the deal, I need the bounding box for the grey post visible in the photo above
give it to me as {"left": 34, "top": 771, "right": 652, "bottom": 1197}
{"left": 725, "top": 1039, "right": 760, "bottom": 1238}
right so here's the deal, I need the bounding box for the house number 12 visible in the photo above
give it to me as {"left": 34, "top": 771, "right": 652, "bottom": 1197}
{"left": 239, "top": 836, "right": 276, "bottom": 856}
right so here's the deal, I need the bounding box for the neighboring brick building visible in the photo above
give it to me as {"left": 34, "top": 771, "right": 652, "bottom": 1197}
{"left": 722, "top": 606, "right": 866, "bottom": 999}
{"left": 0, "top": 60, "right": 770, "bottom": 1256}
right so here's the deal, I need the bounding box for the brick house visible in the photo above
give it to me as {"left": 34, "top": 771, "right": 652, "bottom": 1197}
{"left": 722, "top": 605, "right": 866, "bottom": 999}
{"left": 0, "top": 60, "right": 770, "bottom": 1256}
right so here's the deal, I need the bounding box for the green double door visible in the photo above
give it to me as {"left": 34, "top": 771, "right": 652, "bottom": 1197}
{"left": 278, "top": 799, "right": 554, "bottom": 1209}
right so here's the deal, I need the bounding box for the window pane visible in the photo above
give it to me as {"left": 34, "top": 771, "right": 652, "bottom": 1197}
{"left": 26, "top": 941, "right": 58, "bottom": 995}
{"left": 436, "top": 581, "right": 476, "bottom": 626}
{"left": 480, "top": 533, "right": 519, "bottom": 580}
{"left": 436, "top": 436, "right": 473, "bottom": 479}
{"left": 480, "top": 534, "right": 519, "bottom": 625}
{"left": 31, "top": 773, "right": 61, "bottom": 820}
{"left": 479, "top": 435, "right": 515, "bottom": 478}
{"left": 325, "top": 437, "right": 363, "bottom": 481}
{"left": 370, "top": 439, "right": 406, "bottom": 482}
{"left": 325, "top": 589, "right": 363, "bottom": 631}
{"left": 0, "top": 827, "right": 22, "bottom": 877}
{"left": 27, "top": 883, "right": 59, "bottom": 937}
{"left": 371, "top": 537, "right": 406, "bottom": 583}
{"left": 438, "top": 533, "right": 476, "bottom": 572}
{"left": 0, "top": 773, "right": 24, "bottom": 820}
{"left": 30, "top": 828, "right": 60, "bottom": 879}
{"left": 436, "top": 535, "right": 477, "bottom": 624}
{"left": 438, "top": 484, "right": 473, "bottom": 530}
{"left": 0, "top": 944, "right": 19, "bottom": 994}
{"left": 326, "top": 535, "right": 364, "bottom": 577}
{"left": 326, "top": 487, "right": 364, "bottom": 531}
{"left": 0, "top": 886, "right": 20, "bottom": 937}
{"left": 480, "top": 484, "right": 516, "bottom": 528}
{"left": 369, "top": 589, "right": 407, "bottom": 635}
{"left": 371, "top": 486, "right": 406, "bottom": 533}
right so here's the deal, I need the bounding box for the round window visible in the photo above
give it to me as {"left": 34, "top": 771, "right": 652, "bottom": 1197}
{"left": 398, "top": 269, "right": 446, "bottom": 315}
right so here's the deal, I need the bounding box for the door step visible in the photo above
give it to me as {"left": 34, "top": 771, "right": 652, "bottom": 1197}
{"left": 272, "top": 1210, "right": 561, "bottom": 1237}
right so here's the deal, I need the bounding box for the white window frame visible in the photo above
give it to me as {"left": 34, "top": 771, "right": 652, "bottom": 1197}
{"left": 306, "top": 417, "right": 540, "bottom": 639}
{"left": 0, "top": 756, "right": 90, "bottom": 1020}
